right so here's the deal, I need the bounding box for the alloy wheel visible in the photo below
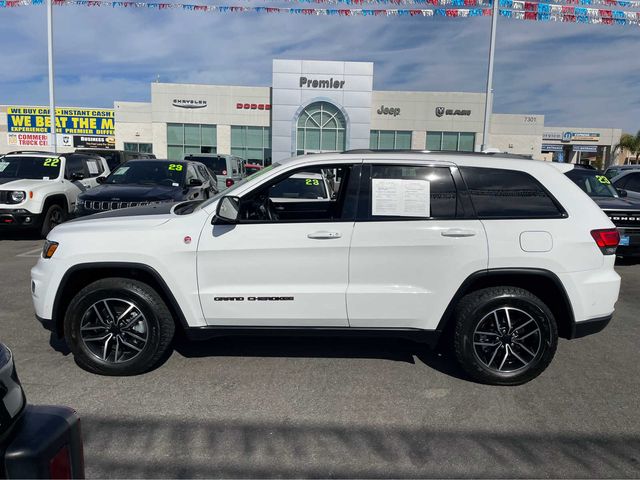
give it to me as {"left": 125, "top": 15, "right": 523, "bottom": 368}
{"left": 79, "top": 298, "right": 149, "bottom": 364}
{"left": 472, "top": 307, "right": 542, "bottom": 373}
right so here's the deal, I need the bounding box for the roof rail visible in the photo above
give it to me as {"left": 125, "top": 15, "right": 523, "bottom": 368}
{"left": 340, "top": 149, "right": 534, "bottom": 160}
{"left": 4, "top": 150, "right": 59, "bottom": 155}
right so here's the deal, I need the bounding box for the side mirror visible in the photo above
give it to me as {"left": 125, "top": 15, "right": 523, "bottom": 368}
{"left": 96, "top": 176, "right": 107, "bottom": 184}
{"left": 617, "top": 188, "right": 628, "bottom": 197}
{"left": 189, "top": 178, "right": 203, "bottom": 187}
{"left": 212, "top": 196, "right": 240, "bottom": 225}
{"left": 70, "top": 172, "right": 85, "bottom": 181}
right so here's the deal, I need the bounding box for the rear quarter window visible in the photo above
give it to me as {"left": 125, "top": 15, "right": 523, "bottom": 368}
{"left": 460, "top": 167, "right": 565, "bottom": 219}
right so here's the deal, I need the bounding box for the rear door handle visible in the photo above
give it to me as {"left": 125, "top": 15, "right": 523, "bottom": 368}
{"left": 307, "top": 231, "right": 342, "bottom": 239}
{"left": 441, "top": 228, "right": 477, "bottom": 238}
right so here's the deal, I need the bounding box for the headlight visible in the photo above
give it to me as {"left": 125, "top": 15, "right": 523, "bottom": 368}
{"left": 42, "top": 240, "right": 59, "bottom": 259}
{"left": 10, "top": 191, "right": 26, "bottom": 203}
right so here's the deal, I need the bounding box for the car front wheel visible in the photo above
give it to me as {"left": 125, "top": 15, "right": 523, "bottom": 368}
{"left": 64, "top": 278, "right": 175, "bottom": 375}
{"left": 453, "top": 287, "right": 558, "bottom": 386}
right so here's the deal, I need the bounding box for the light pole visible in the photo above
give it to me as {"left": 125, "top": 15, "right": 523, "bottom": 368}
{"left": 481, "top": 0, "right": 499, "bottom": 152}
{"left": 47, "top": 0, "right": 57, "bottom": 153}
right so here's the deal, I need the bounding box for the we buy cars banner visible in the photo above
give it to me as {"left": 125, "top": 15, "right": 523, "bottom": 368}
{"left": 7, "top": 106, "right": 114, "bottom": 136}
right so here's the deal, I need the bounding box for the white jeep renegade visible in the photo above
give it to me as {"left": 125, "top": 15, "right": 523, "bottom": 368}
{"left": 0, "top": 151, "right": 110, "bottom": 236}
{"left": 31, "top": 153, "right": 621, "bottom": 385}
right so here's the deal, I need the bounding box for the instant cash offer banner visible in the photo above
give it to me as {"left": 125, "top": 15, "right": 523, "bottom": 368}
{"left": 7, "top": 106, "right": 115, "bottom": 136}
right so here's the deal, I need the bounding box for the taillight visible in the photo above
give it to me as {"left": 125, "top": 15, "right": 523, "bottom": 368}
{"left": 49, "top": 445, "right": 72, "bottom": 479}
{"left": 226, "top": 178, "right": 234, "bottom": 188}
{"left": 591, "top": 229, "right": 620, "bottom": 255}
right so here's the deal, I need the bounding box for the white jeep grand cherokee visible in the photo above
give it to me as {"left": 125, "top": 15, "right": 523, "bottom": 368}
{"left": 31, "top": 153, "right": 621, "bottom": 385}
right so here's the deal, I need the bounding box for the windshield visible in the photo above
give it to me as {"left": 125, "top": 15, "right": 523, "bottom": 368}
{"left": 199, "top": 163, "right": 280, "bottom": 209}
{"left": 106, "top": 161, "right": 186, "bottom": 186}
{"left": 188, "top": 156, "right": 228, "bottom": 176}
{"left": 82, "top": 150, "right": 119, "bottom": 170}
{"left": 270, "top": 176, "right": 328, "bottom": 199}
{"left": 0, "top": 156, "right": 61, "bottom": 180}
{"left": 566, "top": 170, "right": 618, "bottom": 198}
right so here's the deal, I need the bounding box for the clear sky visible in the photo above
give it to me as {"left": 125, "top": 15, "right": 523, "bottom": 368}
{"left": 1, "top": 5, "right": 639, "bottom": 133}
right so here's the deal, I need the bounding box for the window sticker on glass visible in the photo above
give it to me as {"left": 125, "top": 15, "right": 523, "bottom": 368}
{"left": 168, "top": 164, "right": 183, "bottom": 171}
{"left": 305, "top": 178, "right": 320, "bottom": 186}
{"left": 0, "top": 162, "right": 9, "bottom": 172}
{"left": 114, "top": 167, "right": 129, "bottom": 175}
{"left": 372, "top": 179, "right": 430, "bottom": 217}
{"left": 87, "top": 161, "right": 99, "bottom": 175}
{"left": 596, "top": 175, "right": 611, "bottom": 185}
{"left": 43, "top": 158, "right": 60, "bottom": 167}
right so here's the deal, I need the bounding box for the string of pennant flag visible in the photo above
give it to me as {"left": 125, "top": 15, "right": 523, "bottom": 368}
{"left": 1, "top": 0, "right": 639, "bottom": 26}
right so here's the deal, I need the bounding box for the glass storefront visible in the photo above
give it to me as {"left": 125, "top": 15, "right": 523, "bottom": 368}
{"left": 369, "top": 130, "right": 412, "bottom": 150}
{"left": 231, "top": 126, "right": 271, "bottom": 165}
{"left": 426, "top": 131, "right": 476, "bottom": 152}
{"left": 167, "top": 123, "right": 216, "bottom": 160}
{"left": 296, "top": 102, "right": 346, "bottom": 154}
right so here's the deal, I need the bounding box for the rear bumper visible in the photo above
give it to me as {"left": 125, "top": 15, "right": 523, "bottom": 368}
{"left": 570, "top": 314, "right": 612, "bottom": 339}
{"left": 0, "top": 209, "right": 42, "bottom": 228}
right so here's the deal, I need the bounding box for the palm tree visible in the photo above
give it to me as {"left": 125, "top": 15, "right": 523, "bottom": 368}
{"left": 613, "top": 131, "right": 640, "bottom": 164}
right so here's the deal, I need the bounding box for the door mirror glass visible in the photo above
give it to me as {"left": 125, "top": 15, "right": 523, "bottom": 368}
{"left": 213, "top": 196, "right": 240, "bottom": 224}
{"left": 70, "top": 172, "right": 85, "bottom": 181}
{"left": 96, "top": 176, "right": 107, "bottom": 184}
{"left": 189, "top": 178, "right": 203, "bottom": 187}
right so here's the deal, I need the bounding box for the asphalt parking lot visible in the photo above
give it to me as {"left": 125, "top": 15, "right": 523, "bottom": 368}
{"left": 1, "top": 234, "right": 639, "bottom": 478}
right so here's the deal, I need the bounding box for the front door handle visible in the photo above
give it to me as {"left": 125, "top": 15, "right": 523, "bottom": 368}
{"left": 441, "top": 228, "right": 477, "bottom": 238}
{"left": 307, "top": 231, "right": 342, "bottom": 240}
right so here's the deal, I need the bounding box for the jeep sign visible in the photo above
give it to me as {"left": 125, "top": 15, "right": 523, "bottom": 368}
{"left": 377, "top": 105, "right": 401, "bottom": 117}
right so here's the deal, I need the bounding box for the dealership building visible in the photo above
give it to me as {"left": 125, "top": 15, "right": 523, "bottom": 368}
{"left": 1, "top": 59, "right": 623, "bottom": 166}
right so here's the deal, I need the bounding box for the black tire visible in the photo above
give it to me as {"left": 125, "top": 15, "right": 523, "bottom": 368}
{"left": 453, "top": 287, "right": 558, "bottom": 386}
{"left": 64, "top": 278, "right": 175, "bottom": 376}
{"left": 40, "top": 203, "right": 65, "bottom": 237}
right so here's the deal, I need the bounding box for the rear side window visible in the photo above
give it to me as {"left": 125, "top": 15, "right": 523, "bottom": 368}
{"left": 461, "top": 167, "right": 565, "bottom": 219}
{"left": 359, "top": 165, "right": 458, "bottom": 220}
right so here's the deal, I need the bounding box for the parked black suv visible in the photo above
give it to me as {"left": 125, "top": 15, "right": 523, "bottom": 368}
{"left": 75, "top": 159, "right": 218, "bottom": 216}
{"left": 75, "top": 149, "right": 155, "bottom": 171}
{"left": 565, "top": 168, "right": 640, "bottom": 256}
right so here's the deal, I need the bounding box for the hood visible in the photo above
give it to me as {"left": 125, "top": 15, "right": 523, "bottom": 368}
{"left": 0, "top": 178, "right": 57, "bottom": 189}
{"left": 68, "top": 202, "right": 177, "bottom": 223}
{"left": 79, "top": 183, "right": 183, "bottom": 202}
{"left": 591, "top": 195, "right": 640, "bottom": 211}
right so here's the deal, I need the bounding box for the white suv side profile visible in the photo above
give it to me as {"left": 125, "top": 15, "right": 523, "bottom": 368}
{"left": 0, "top": 151, "right": 110, "bottom": 236}
{"left": 31, "top": 153, "right": 621, "bottom": 385}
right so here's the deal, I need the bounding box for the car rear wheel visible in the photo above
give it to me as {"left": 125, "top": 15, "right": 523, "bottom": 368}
{"left": 64, "top": 278, "right": 175, "bottom": 375}
{"left": 453, "top": 287, "right": 558, "bottom": 386}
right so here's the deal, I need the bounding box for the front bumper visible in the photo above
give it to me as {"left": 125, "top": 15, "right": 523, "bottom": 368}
{"left": 0, "top": 209, "right": 42, "bottom": 228}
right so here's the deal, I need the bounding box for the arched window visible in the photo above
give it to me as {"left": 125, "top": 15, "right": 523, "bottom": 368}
{"left": 296, "top": 102, "right": 346, "bottom": 154}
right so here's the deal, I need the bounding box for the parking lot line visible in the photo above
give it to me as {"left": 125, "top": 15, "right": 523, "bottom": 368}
{"left": 16, "top": 247, "right": 43, "bottom": 258}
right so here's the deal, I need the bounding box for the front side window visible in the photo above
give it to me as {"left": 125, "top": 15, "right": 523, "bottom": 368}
{"left": 238, "top": 164, "right": 355, "bottom": 223}
{"left": 107, "top": 161, "right": 186, "bottom": 186}
{"left": 360, "top": 165, "right": 458, "bottom": 220}
{"left": 0, "top": 156, "right": 61, "bottom": 180}
{"left": 462, "top": 167, "right": 565, "bottom": 218}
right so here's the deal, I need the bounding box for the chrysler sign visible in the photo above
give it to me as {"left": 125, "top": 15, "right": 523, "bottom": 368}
{"left": 172, "top": 99, "right": 207, "bottom": 109}
{"left": 436, "top": 107, "right": 471, "bottom": 117}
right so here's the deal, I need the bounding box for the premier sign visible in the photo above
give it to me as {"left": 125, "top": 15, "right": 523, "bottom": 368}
{"left": 299, "top": 77, "right": 345, "bottom": 89}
